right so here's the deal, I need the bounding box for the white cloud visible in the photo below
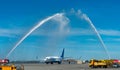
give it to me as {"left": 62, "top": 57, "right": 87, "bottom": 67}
{"left": 0, "top": 28, "right": 25, "bottom": 38}
{"left": 98, "top": 29, "right": 120, "bottom": 36}
{"left": 97, "top": 29, "right": 120, "bottom": 41}
{"left": 0, "top": 28, "right": 23, "bottom": 37}
{"left": 86, "top": 38, "right": 97, "bottom": 41}
{"left": 113, "top": 38, "right": 120, "bottom": 41}
{"left": 104, "top": 38, "right": 120, "bottom": 42}
{"left": 67, "top": 28, "right": 95, "bottom": 36}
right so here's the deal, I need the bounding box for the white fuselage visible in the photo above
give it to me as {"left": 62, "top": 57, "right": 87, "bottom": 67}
{"left": 44, "top": 56, "right": 62, "bottom": 64}
{"left": 43, "top": 48, "right": 64, "bottom": 64}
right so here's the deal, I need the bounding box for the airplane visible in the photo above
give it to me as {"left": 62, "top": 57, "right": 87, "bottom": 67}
{"left": 0, "top": 59, "right": 9, "bottom": 64}
{"left": 44, "top": 48, "right": 64, "bottom": 64}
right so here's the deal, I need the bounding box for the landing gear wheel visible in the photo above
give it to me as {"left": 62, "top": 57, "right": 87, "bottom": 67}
{"left": 58, "top": 62, "right": 61, "bottom": 64}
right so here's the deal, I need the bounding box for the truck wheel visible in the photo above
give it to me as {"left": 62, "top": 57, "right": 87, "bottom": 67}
{"left": 103, "top": 66, "right": 107, "bottom": 68}
{"left": 104, "top": 66, "right": 107, "bottom": 68}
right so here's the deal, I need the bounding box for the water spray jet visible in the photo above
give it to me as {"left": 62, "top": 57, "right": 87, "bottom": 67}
{"left": 6, "top": 13, "right": 64, "bottom": 58}
{"left": 81, "top": 14, "right": 110, "bottom": 59}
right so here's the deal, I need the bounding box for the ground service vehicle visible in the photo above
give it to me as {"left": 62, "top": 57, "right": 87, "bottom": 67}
{"left": 0, "top": 59, "right": 24, "bottom": 70}
{"left": 0, "top": 64, "right": 24, "bottom": 70}
{"left": 89, "top": 59, "right": 107, "bottom": 68}
{"left": 0, "top": 65, "right": 16, "bottom": 70}
{"left": 89, "top": 59, "right": 116, "bottom": 68}
{"left": 0, "top": 59, "right": 9, "bottom": 64}
{"left": 112, "top": 59, "right": 120, "bottom": 68}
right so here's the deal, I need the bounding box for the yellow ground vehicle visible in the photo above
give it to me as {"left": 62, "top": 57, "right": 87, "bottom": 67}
{"left": 89, "top": 59, "right": 114, "bottom": 68}
{"left": 0, "top": 64, "right": 16, "bottom": 70}
{"left": 0, "top": 64, "right": 24, "bottom": 70}
{"left": 0, "top": 59, "right": 24, "bottom": 70}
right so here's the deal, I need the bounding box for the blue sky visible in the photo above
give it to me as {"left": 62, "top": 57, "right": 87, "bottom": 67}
{"left": 0, "top": 0, "right": 120, "bottom": 60}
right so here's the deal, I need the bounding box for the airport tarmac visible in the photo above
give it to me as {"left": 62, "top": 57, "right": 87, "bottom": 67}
{"left": 22, "top": 63, "right": 120, "bottom": 70}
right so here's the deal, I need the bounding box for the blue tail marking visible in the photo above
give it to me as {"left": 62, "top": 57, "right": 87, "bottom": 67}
{"left": 60, "top": 48, "right": 65, "bottom": 59}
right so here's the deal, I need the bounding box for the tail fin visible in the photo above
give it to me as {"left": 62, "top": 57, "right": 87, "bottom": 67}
{"left": 60, "top": 48, "right": 65, "bottom": 59}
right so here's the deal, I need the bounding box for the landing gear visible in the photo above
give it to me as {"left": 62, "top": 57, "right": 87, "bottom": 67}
{"left": 45, "top": 61, "right": 62, "bottom": 64}
{"left": 58, "top": 62, "right": 61, "bottom": 64}
{"left": 51, "top": 62, "right": 53, "bottom": 64}
{"left": 45, "top": 62, "right": 49, "bottom": 64}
